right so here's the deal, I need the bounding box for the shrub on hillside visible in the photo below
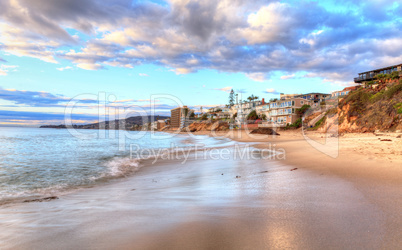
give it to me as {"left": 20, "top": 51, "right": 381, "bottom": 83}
{"left": 284, "top": 118, "right": 302, "bottom": 130}
{"left": 246, "top": 110, "right": 258, "bottom": 120}
{"left": 314, "top": 116, "right": 326, "bottom": 128}
{"left": 344, "top": 89, "right": 372, "bottom": 104}
{"left": 296, "top": 104, "right": 311, "bottom": 115}
{"left": 390, "top": 71, "right": 400, "bottom": 80}
{"left": 370, "top": 91, "right": 384, "bottom": 103}
{"left": 375, "top": 73, "right": 387, "bottom": 80}
{"left": 384, "top": 82, "right": 402, "bottom": 99}
{"left": 394, "top": 103, "right": 402, "bottom": 114}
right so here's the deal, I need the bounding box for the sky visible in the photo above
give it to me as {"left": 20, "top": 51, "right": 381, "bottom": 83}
{"left": 0, "top": 0, "right": 401, "bottom": 126}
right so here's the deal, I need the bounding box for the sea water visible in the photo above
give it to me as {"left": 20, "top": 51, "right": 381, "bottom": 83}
{"left": 0, "top": 127, "right": 233, "bottom": 204}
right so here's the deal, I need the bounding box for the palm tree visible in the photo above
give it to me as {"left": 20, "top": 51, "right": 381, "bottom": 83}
{"left": 247, "top": 94, "right": 259, "bottom": 102}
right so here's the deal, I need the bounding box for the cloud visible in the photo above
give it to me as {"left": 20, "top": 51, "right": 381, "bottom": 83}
{"left": 56, "top": 66, "right": 72, "bottom": 71}
{"left": 214, "top": 87, "right": 232, "bottom": 93}
{"left": 76, "top": 63, "right": 103, "bottom": 70}
{"left": 0, "top": 0, "right": 401, "bottom": 83}
{"left": 0, "top": 110, "right": 99, "bottom": 122}
{"left": 171, "top": 68, "right": 194, "bottom": 75}
{"left": 236, "top": 89, "right": 247, "bottom": 94}
{"left": 138, "top": 73, "right": 148, "bottom": 77}
{"left": 263, "top": 88, "right": 280, "bottom": 95}
{"left": 280, "top": 74, "right": 295, "bottom": 80}
{"left": 245, "top": 72, "right": 268, "bottom": 82}
{"left": 0, "top": 65, "right": 19, "bottom": 76}
{"left": 0, "top": 88, "right": 98, "bottom": 107}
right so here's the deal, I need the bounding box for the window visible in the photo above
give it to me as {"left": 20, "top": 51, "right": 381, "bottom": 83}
{"left": 301, "top": 101, "right": 304, "bottom": 104}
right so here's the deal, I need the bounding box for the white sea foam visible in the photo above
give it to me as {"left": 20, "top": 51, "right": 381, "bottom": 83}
{"left": 103, "top": 157, "right": 142, "bottom": 177}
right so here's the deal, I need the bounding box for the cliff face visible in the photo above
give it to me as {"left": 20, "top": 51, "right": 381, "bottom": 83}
{"left": 316, "top": 80, "right": 402, "bottom": 133}
{"left": 185, "top": 121, "right": 230, "bottom": 132}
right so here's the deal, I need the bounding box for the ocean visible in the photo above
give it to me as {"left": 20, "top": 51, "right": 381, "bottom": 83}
{"left": 0, "top": 127, "right": 234, "bottom": 205}
{"left": 0, "top": 127, "right": 392, "bottom": 249}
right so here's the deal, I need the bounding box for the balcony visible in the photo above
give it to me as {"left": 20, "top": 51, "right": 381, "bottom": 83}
{"left": 354, "top": 75, "right": 374, "bottom": 83}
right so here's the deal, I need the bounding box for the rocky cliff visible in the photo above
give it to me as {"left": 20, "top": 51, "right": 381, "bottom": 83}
{"left": 313, "top": 79, "right": 402, "bottom": 133}
{"left": 184, "top": 121, "right": 230, "bottom": 132}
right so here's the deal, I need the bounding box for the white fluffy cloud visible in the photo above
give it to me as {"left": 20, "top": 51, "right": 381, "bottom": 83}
{"left": 56, "top": 66, "right": 72, "bottom": 71}
{"left": 263, "top": 88, "right": 280, "bottom": 94}
{"left": 0, "top": 65, "right": 19, "bottom": 76}
{"left": 246, "top": 72, "right": 268, "bottom": 82}
{"left": 280, "top": 74, "right": 296, "bottom": 80}
{"left": 0, "top": 0, "right": 401, "bottom": 84}
{"left": 214, "top": 87, "right": 232, "bottom": 93}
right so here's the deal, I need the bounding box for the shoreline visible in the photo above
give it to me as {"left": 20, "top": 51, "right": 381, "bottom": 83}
{"left": 179, "top": 129, "right": 402, "bottom": 247}
{"left": 0, "top": 129, "right": 401, "bottom": 249}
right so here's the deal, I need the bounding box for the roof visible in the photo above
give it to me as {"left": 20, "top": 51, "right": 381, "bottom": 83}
{"left": 358, "top": 63, "right": 402, "bottom": 74}
{"left": 343, "top": 86, "right": 359, "bottom": 91}
{"left": 298, "top": 92, "right": 329, "bottom": 95}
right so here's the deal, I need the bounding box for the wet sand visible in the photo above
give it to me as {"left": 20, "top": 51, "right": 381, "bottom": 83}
{"left": 0, "top": 132, "right": 401, "bottom": 249}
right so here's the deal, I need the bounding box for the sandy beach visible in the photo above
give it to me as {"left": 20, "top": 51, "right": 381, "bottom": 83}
{"left": 0, "top": 129, "right": 401, "bottom": 249}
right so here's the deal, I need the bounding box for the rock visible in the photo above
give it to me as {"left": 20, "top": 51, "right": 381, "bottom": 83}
{"left": 236, "top": 175, "right": 241, "bottom": 178}
{"left": 380, "top": 139, "right": 392, "bottom": 141}
{"left": 290, "top": 168, "right": 298, "bottom": 171}
{"left": 397, "top": 134, "right": 402, "bottom": 138}
{"left": 250, "top": 128, "right": 280, "bottom": 135}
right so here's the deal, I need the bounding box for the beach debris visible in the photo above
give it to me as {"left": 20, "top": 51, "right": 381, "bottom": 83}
{"left": 23, "top": 196, "right": 59, "bottom": 203}
{"left": 290, "top": 168, "right": 298, "bottom": 171}
{"left": 259, "top": 171, "right": 269, "bottom": 173}
{"left": 131, "top": 189, "right": 136, "bottom": 191}
{"left": 236, "top": 175, "right": 241, "bottom": 178}
{"left": 221, "top": 173, "right": 224, "bottom": 175}
{"left": 397, "top": 134, "right": 402, "bottom": 138}
{"left": 380, "top": 139, "right": 392, "bottom": 142}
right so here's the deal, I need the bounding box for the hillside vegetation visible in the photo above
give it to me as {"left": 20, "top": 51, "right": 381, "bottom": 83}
{"left": 315, "top": 78, "right": 402, "bottom": 133}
